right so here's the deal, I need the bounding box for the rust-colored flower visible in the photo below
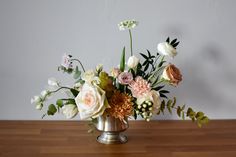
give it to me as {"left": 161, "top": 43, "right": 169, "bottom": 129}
{"left": 106, "top": 90, "right": 133, "bottom": 120}
{"left": 163, "top": 64, "right": 182, "bottom": 86}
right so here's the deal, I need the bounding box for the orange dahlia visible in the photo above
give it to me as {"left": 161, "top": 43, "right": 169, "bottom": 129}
{"left": 107, "top": 90, "right": 133, "bottom": 120}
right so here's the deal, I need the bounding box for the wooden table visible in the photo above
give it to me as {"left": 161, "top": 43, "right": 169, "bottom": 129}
{"left": 0, "top": 120, "right": 235, "bottom": 157}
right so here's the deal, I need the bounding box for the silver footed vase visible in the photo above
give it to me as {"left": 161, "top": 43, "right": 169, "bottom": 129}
{"left": 95, "top": 114, "right": 129, "bottom": 144}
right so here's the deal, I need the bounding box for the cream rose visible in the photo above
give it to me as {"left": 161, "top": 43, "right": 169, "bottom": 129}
{"left": 157, "top": 42, "right": 177, "bottom": 57}
{"left": 75, "top": 83, "right": 107, "bottom": 119}
{"left": 162, "top": 64, "right": 182, "bottom": 86}
{"left": 127, "top": 55, "right": 139, "bottom": 69}
{"left": 61, "top": 104, "right": 78, "bottom": 119}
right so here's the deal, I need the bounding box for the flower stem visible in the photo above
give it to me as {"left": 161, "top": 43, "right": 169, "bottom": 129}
{"left": 128, "top": 29, "right": 133, "bottom": 56}
{"left": 71, "top": 59, "right": 86, "bottom": 72}
{"left": 50, "top": 86, "right": 72, "bottom": 94}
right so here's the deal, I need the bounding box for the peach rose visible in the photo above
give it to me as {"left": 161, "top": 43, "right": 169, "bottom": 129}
{"left": 162, "top": 64, "right": 182, "bottom": 86}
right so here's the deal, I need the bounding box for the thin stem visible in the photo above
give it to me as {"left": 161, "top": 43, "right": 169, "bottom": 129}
{"left": 50, "top": 86, "right": 71, "bottom": 94}
{"left": 71, "top": 59, "right": 86, "bottom": 72}
{"left": 128, "top": 29, "right": 133, "bottom": 56}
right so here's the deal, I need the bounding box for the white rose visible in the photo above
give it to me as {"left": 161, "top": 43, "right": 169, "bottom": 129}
{"left": 157, "top": 42, "right": 177, "bottom": 57}
{"left": 48, "top": 77, "right": 59, "bottom": 87}
{"left": 61, "top": 104, "right": 78, "bottom": 119}
{"left": 31, "top": 96, "right": 41, "bottom": 104}
{"left": 75, "top": 83, "right": 108, "bottom": 119}
{"left": 127, "top": 55, "right": 139, "bottom": 69}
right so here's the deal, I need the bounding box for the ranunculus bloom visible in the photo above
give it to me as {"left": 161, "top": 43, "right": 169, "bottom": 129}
{"left": 75, "top": 83, "right": 107, "bottom": 119}
{"left": 163, "top": 64, "right": 182, "bottom": 86}
{"left": 61, "top": 104, "right": 78, "bottom": 119}
{"left": 118, "top": 72, "right": 133, "bottom": 85}
{"left": 127, "top": 55, "right": 139, "bottom": 69}
{"left": 129, "top": 76, "right": 151, "bottom": 98}
{"left": 157, "top": 42, "right": 177, "bottom": 57}
{"left": 118, "top": 20, "right": 138, "bottom": 31}
{"left": 61, "top": 54, "right": 72, "bottom": 69}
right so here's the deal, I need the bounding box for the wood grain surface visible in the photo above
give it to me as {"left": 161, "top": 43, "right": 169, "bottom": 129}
{"left": 0, "top": 120, "right": 235, "bottom": 157}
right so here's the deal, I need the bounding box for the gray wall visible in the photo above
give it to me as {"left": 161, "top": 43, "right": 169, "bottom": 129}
{"left": 0, "top": 0, "right": 235, "bottom": 120}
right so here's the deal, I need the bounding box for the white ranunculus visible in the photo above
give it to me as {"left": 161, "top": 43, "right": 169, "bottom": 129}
{"left": 35, "top": 103, "right": 43, "bottom": 110}
{"left": 48, "top": 77, "right": 59, "bottom": 87}
{"left": 127, "top": 55, "right": 139, "bottom": 69}
{"left": 75, "top": 83, "right": 108, "bottom": 120}
{"left": 157, "top": 42, "right": 177, "bottom": 57}
{"left": 61, "top": 104, "right": 78, "bottom": 119}
{"left": 31, "top": 96, "right": 41, "bottom": 104}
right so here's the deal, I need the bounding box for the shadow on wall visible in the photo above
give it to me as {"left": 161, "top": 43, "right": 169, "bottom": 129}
{"left": 180, "top": 43, "right": 236, "bottom": 117}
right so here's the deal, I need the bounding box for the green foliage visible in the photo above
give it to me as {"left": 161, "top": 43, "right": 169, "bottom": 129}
{"left": 157, "top": 97, "right": 209, "bottom": 127}
{"left": 47, "top": 104, "right": 57, "bottom": 116}
{"left": 166, "top": 37, "right": 180, "bottom": 49}
{"left": 99, "top": 72, "right": 114, "bottom": 97}
{"left": 120, "top": 47, "right": 126, "bottom": 72}
{"left": 56, "top": 99, "right": 63, "bottom": 108}
{"left": 70, "top": 89, "right": 79, "bottom": 97}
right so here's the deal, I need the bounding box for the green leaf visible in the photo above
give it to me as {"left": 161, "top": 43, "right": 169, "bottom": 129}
{"left": 70, "top": 89, "right": 79, "bottom": 97}
{"left": 47, "top": 104, "right": 57, "bottom": 115}
{"left": 172, "top": 97, "right": 176, "bottom": 107}
{"left": 196, "top": 112, "right": 204, "bottom": 119}
{"left": 181, "top": 104, "right": 186, "bottom": 111}
{"left": 153, "top": 85, "right": 165, "bottom": 91}
{"left": 160, "top": 100, "right": 165, "bottom": 114}
{"left": 177, "top": 106, "right": 181, "bottom": 117}
{"left": 166, "top": 37, "right": 170, "bottom": 43}
{"left": 73, "top": 66, "right": 81, "bottom": 79}
{"left": 172, "top": 41, "right": 180, "bottom": 48}
{"left": 170, "top": 38, "right": 177, "bottom": 45}
{"left": 159, "top": 90, "right": 170, "bottom": 94}
{"left": 160, "top": 93, "right": 167, "bottom": 99}
{"left": 147, "top": 49, "right": 151, "bottom": 58}
{"left": 120, "top": 47, "right": 126, "bottom": 72}
{"left": 187, "top": 107, "right": 193, "bottom": 117}
{"left": 56, "top": 99, "right": 63, "bottom": 108}
{"left": 140, "top": 53, "right": 148, "bottom": 59}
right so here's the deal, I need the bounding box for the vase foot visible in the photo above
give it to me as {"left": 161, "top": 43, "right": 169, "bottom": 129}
{"left": 97, "top": 132, "right": 128, "bottom": 144}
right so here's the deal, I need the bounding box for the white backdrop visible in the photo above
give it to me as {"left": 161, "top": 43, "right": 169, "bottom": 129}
{"left": 0, "top": 0, "right": 235, "bottom": 120}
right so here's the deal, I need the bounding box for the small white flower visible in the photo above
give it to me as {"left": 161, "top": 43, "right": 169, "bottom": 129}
{"left": 41, "top": 90, "right": 50, "bottom": 99}
{"left": 31, "top": 96, "right": 41, "bottom": 104}
{"left": 127, "top": 55, "right": 139, "bottom": 69}
{"left": 157, "top": 42, "right": 177, "bottom": 58}
{"left": 61, "top": 104, "right": 78, "bottom": 119}
{"left": 35, "top": 103, "right": 43, "bottom": 110}
{"left": 48, "top": 77, "right": 59, "bottom": 87}
{"left": 61, "top": 53, "right": 72, "bottom": 69}
{"left": 81, "top": 70, "right": 99, "bottom": 83}
{"left": 118, "top": 20, "right": 138, "bottom": 31}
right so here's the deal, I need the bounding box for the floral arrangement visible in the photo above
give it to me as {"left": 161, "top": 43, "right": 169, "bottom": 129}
{"left": 31, "top": 20, "right": 209, "bottom": 128}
